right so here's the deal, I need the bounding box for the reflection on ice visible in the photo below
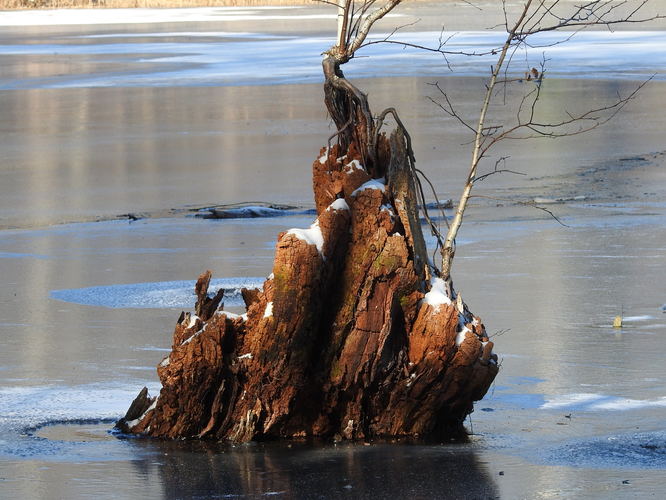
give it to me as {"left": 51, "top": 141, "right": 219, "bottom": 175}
{"left": 50, "top": 277, "right": 264, "bottom": 309}
{"left": 129, "top": 440, "right": 499, "bottom": 499}
{"left": 622, "top": 315, "right": 655, "bottom": 321}
{"left": 506, "top": 376, "right": 546, "bottom": 386}
{"left": 133, "top": 346, "right": 172, "bottom": 352}
{"left": 0, "top": 251, "right": 49, "bottom": 260}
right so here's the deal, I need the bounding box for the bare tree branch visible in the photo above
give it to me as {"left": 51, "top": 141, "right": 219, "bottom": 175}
{"left": 441, "top": 0, "right": 536, "bottom": 281}
{"left": 346, "top": 0, "right": 403, "bottom": 57}
{"left": 470, "top": 195, "right": 570, "bottom": 227}
{"left": 437, "top": 0, "right": 658, "bottom": 283}
{"left": 426, "top": 82, "right": 476, "bottom": 134}
{"left": 474, "top": 156, "right": 526, "bottom": 182}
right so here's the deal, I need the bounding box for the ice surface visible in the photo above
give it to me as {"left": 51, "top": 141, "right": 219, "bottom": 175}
{"left": 50, "top": 277, "right": 264, "bottom": 309}
{"left": 542, "top": 393, "right": 666, "bottom": 411}
{"left": 0, "top": 382, "right": 162, "bottom": 462}
{"left": 0, "top": 382, "right": 161, "bottom": 430}
{"left": 1, "top": 29, "right": 664, "bottom": 90}
{"left": 0, "top": 7, "right": 351, "bottom": 26}
{"left": 0, "top": 251, "right": 49, "bottom": 260}
{"left": 547, "top": 430, "right": 666, "bottom": 469}
{"left": 622, "top": 315, "right": 654, "bottom": 322}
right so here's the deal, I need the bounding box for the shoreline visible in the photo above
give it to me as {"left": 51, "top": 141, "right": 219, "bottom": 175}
{"left": 2, "top": 2, "right": 663, "bottom": 33}
{"left": 3, "top": 1, "right": 310, "bottom": 9}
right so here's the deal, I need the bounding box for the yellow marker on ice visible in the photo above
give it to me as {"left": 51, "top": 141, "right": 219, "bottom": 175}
{"left": 613, "top": 315, "right": 623, "bottom": 328}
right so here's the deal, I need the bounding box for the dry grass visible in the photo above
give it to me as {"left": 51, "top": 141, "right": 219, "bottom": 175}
{"left": 0, "top": 0, "right": 315, "bottom": 9}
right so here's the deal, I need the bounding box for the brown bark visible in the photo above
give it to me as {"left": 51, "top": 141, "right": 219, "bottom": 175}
{"left": 117, "top": 137, "right": 498, "bottom": 442}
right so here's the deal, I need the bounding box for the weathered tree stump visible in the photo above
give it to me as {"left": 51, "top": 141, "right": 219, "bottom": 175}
{"left": 117, "top": 136, "right": 498, "bottom": 442}
{"left": 117, "top": 16, "right": 499, "bottom": 440}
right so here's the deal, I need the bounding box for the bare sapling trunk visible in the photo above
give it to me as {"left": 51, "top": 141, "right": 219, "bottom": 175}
{"left": 116, "top": 0, "right": 500, "bottom": 442}
{"left": 440, "top": 0, "right": 533, "bottom": 283}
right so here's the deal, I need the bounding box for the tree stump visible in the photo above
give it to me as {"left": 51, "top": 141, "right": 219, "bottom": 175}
{"left": 117, "top": 137, "right": 499, "bottom": 442}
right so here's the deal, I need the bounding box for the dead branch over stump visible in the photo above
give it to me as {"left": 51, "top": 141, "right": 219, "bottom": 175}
{"left": 117, "top": 139, "right": 498, "bottom": 442}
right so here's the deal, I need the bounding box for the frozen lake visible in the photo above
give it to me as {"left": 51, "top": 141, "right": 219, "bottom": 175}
{"left": 1, "top": 3, "right": 666, "bottom": 499}
{"left": 1, "top": 9, "right": 666, "bottom": 90}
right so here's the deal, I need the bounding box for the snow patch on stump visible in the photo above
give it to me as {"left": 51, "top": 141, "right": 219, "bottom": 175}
{"left": 318, "top": 147, "right": 329, "bottom": 164}
{"left": 456, "top": 326, "right": 470, "bottom": 346}
{"left": 327, "top": 198, "right": 350, "bottom": 211}
{"left": 186, "top": 314, "right": 200, "bottom": 329}
{"left": 422, "top": 277, "right": 452, "bottom": 310}
{"left": 351, "top": 178, "right": 386, "bottom": 197}
{"left": 286, "top": 221, "right": 325, "bottom": 256}
{"left": 343, "top": 159, "right": 363, "bottom": 175}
